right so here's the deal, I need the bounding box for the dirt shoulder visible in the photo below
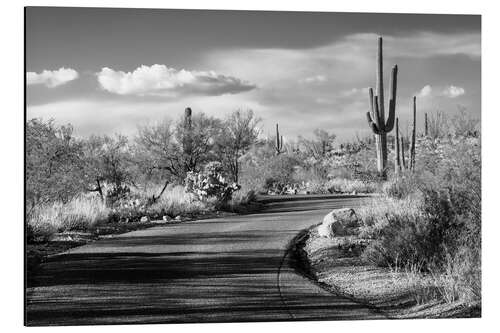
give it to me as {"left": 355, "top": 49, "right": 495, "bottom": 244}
{"left": 290, "top": 224, "right": 480, "bottom": 319}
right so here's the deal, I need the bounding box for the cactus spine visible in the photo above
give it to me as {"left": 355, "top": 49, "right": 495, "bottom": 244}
{"left": 394, "top": 117, "right": 401, "bottom": 175}
{"left": 410, "top": 97, "right": 417, "bottom": 170}
{"left": 274, "top": 123, "right": 284, "bottom": 155}
{"left": 366, "top": 36, "right": 398, "bottom": 179}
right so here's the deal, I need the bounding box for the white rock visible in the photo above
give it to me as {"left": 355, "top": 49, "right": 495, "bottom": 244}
{"left": 140, "top": 216, "right": 150, "bottom": 223}
{"left": 317, "top": 208, "right": 359, "bottom": 239}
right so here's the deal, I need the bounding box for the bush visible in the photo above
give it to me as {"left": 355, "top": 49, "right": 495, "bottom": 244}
{"left": 185, "top": 162, "right": 240, "bottom": 205}
{"left": 359, "top": 135, "right": 480, "bottom": 305}
{"left": 382, "top": 173, "right": 418, "bottom": 199}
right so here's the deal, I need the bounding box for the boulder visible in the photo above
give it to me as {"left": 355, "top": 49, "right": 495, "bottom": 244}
{"left": 317, "top": 208, "right": 359, "bottom": 239}
{"left": 162, "top": 215, "right": 171, "bottom": 222}
{"left": 140, "top": 216, "right": 150, "bottom": 223}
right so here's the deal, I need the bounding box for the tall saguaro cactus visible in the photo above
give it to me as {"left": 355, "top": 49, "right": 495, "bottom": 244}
{"left": 410, "top": 97, "right": 417, "bottom": 170}
{"left": 394, "top": 117, "right": 401, "bottom": 175}
{"left": 366, "top": 36, "right": 398, "bottom": 178}
{"left": 274, "top": 123, "right": 284, "bottom": 155}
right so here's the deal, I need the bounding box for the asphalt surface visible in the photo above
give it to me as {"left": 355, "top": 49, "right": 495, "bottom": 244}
{"left": 26, "top": 194, "right": 383, "bottom": 326}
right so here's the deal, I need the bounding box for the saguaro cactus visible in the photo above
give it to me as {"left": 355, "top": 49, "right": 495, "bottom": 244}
{"left": 394, "top": 117, "right": 401, "bottom": 175}
{"left": 183, "top": 107, "right": 193, "bottom": 156}
{"left": 274, "top": 123, "right": 284, "bottom": 155}
{"left": 424, "top": 112, "right": 428, "bottom": 137}
{"left": 401, "top": 136, "right": 406, "bottom": 169}
{"left": 410, "top": 97, "right": 417, "bottom": 170}
{"left": 366, "top": 36, "right": 398, "bottom": 178}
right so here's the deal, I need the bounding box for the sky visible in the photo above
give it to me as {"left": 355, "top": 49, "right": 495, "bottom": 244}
{"left": 26, "top": 7, "right": 481, "bottom": 141}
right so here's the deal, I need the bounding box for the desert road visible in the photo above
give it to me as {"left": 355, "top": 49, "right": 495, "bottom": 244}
{"left": 26, "top": 195, "right": 384, "bottom": 326}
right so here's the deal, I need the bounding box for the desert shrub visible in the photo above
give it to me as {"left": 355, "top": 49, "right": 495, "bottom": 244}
{"left": 450, "top": 106, "right": 479, "bottom": 138}
{"left": 360, "top": 135, "right": 480, "bottom": 304}
{"left": 427, "top": 111, "right": 449, "bottom": 139}
{"left": 382, "top": 173, "right": 418, "bottom": 199}
{"left": 150, "top": 185, "right": 210, "bottom": 217}
{"left": 105, "top": 184, "right": 131, "bottom": 206}
{"left": 185, "top": 161, "right": 240, "bottom": 205}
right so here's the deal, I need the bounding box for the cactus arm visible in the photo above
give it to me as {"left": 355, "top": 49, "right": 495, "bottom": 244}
{"left": 369, "top": 87, "right": 375, "bottom": 117}
{"left": 366, "top": 112, "right": 381, "bottom": 134}
{"left": 385, "top": 65, "right": 398, "bottom": 131}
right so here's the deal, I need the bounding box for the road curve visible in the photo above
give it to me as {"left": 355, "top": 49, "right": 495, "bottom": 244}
{"left": 26, "top": 195, "right": 383, "bottom": 326}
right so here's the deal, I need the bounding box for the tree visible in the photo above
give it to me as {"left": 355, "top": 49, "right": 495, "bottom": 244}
{"left": 26, "top": 118, "right": 85, "bottom": 210}
{"left": 81, "top": 134, "right": 134, "bottom": 204}
{"left": 174, "top": 110, "right": 222, "bottom": 177}
{"left": 135, "top": 119, "right": 178, "bottom": 202}
{"left": 135, "top": 111, "right": 223, "bottom": 201}
{"left": 298, "top": 129, "right": 336, "bottom": 158}
{"left": 216, "top": 109, "right": 260, "bottom": 183}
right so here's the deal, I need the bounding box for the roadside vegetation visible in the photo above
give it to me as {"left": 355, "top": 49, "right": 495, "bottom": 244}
{"left": 298, "top": 108, "right": 480, "bottom": 317}
{"left": 27, "top": 108, "right": 379, "bottom": 242}
{"left": 359, "top": 119, "right": 481, "bottom": 309}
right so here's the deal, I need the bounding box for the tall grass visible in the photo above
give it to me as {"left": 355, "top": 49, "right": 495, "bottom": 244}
{"left": 27, "top": 195, "right": 109, "bottom": 241}
{"left": 148, "top": 185, "right": 211, "bottom": 217}
{"left": 27, "top": 185, "right": 213, "bottom": 241}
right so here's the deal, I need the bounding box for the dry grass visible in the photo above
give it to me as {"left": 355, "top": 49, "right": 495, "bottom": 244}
{"left": 27, "top": 185, "right": 213, "bottom": 241}
{"left": 148, "top": 185, "right": 211, "bottom": 217}
{"left": 27, "top": 195, "right": 110, "bottom": 241}
{"left": 325, "top": 178, "right": 379, "bottom": 194}
{"left": 357, "top": 194, "right": 422, "bottom": 237}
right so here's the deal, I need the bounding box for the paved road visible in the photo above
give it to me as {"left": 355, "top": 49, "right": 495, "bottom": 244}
{"left": 26, "top": 195, "right": 383, "bottom": 326}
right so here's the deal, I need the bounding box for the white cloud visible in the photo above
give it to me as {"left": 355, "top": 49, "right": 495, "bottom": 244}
{"left": 96, "top": 64, "right": 255, "bottom": 97}
{"left": 441, "top": 85, "right": 466, "bottom": 98}
{"left": 418, "top": 85, "right": 433, "bottom": 97}
{"left": 301, "top": 75, "right": 327, "bottom": 84}
{"left": 417, "top": 84, "right": 465, "bottom": 99}
{"left": 26, "top": 67, "right": 79, "bottom": 87}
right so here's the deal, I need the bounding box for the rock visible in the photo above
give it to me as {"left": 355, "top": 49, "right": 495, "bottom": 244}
{"left": 140, "top": 216, "right": 150, "bottom": 223}
{"left": 174, "top": 215, "right": 182, "bottom": 221}
{"left": 317, "top": 208, "right": 359, "bottom": 239}
{"left": 162, "top": 215, "right": 171, "bottom": 222}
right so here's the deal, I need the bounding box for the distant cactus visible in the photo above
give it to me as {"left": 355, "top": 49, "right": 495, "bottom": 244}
{"left": 274, "top": 123, "right": 284, "bottom": 155}
{"left": 410, "top": 97, "right": 417, "bottom": 170}
{"left": 183, "top": 107, "right": 193, "bottom": 156}
{"left": 401, "top": 136, "right": 406, "bottom": 169}
{"left": 424, "top": 112, "right": 428, "bottom": 137}
{"left": 366, "top": 36, "right": 398, "bottom": 178}
{"left": 394, "top": 117, "right": 401, "bottom": 175}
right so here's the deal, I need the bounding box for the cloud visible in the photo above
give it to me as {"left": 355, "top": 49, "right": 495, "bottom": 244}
{"left": 26, "top": 67, "right": 79, "bottom": 87}
{"left": 418, "top": 85, "right": 433, "bottom": 97}
{"left": 300, "top": 75, "right": 327, "bottom": 84}
{"left": 96, "top": 64, "right": 256, "bottom": 97}
{"left": 441, "top": 85, "right": 466, "bottom": 98}
{"left": 417, "top": 85, "right": 465, "bottom": 99}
